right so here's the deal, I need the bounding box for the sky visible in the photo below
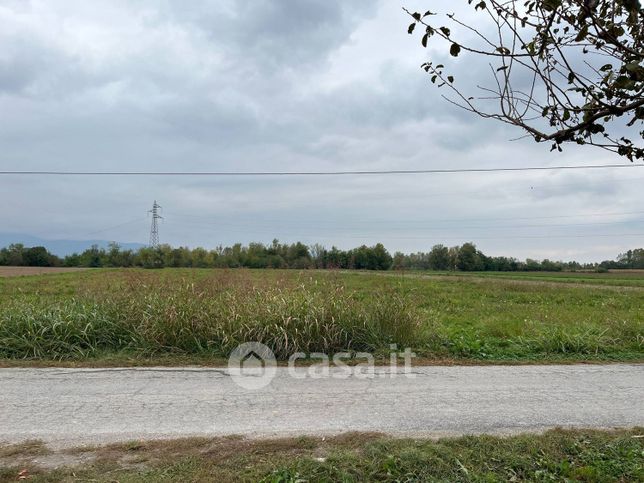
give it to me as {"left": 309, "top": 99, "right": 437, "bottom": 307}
{"left": 0, "top": 0, "right": 642, "bottom": 263}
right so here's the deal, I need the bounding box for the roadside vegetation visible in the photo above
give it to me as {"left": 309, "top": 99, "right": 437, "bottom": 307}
{"left": 1, "top": 429, "right": 642, "bottom": 482}
{"left": 0, "top": 268, "right": 641, "bottom": 363}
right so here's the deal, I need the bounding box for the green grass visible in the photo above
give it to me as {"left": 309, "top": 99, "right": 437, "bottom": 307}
{"left": 1, "top": 429, "right": 642, "bottom": 482}
{"left": 0, "top": 268, "right": 642, "bottom": 363}
{"left": 393, "top": 269, "right": 644, "bottom": 287}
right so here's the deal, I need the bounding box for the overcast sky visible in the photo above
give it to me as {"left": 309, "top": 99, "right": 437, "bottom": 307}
{"left": 1, "top": 0, "right": 642, "bottom": 262}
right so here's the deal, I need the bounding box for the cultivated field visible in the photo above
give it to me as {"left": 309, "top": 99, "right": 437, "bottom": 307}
{"left": 0, "top": 268, "right": 642, "bottom": 364}
{"left": 0, "top": 267, "right": 88, "bottom": 278}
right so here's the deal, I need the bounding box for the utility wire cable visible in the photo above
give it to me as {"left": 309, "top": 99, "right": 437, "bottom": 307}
{"left": 162, "top": 216, "right": 643, "bottom": 232}
{"left": 1, "top": 163, "right": 642, "bottom": 176}
{"left": 85, "top": 217, "right": 148, "bottom": 236}
{"left": 154, "top": 222, "right": 644, "bottom": 241}
{"left": 163, "top": 209, "right": 644, "bottom": 225}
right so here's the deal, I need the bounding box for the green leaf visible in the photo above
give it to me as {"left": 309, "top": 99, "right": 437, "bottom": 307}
{"left": 625, "top": 65, "right": 644, "bottom": 81}
{"left": 408, "top": 23, "right": 416, "bottom": 35}
{"left": 574, "top": 24, "right": 588, "bottom": 42}
{"left": 440, "top": 26, "right": 451, "bottom": 37}
{"left": 448, "top": 76, "right": 454, "bottom": 83}
{"left": 450, "top": 43, "right": 461, "bottom": 57}
{"left": 587, "top": 124, "right": 605, "bottom": 134}
{"left": 543, "top": 0, "right": 562, "bottom": 11}
{"left": 613, "top": 76, "right": 635, "bottom": 90}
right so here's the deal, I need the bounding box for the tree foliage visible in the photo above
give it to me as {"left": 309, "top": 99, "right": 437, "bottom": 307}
{"left": 406, "top": 0, "right": 643, "bottom": 159}
{"left": 2, "top": 241, "right": 642, "bottom": 271}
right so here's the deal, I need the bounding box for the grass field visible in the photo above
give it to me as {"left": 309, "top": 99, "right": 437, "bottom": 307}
{"left": 0, "top": 267, "right": 88, "bottom": 278}
{"left": 0, "top": 267, "right": 642, "bottom": 363}
{"left": 392, "top": 269, "right": 644, "bottom": 287}
{"left": 1, "top": 429, "right": 642, "bottom": 482}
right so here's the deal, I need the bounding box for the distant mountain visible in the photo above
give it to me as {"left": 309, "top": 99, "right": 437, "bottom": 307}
{"left": 0, "top": 233, "right": 146, "bottom": 257}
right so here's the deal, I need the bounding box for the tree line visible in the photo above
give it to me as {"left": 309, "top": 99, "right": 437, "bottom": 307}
{"left": 2, "top": 241, "right": 643, "bottom": 272}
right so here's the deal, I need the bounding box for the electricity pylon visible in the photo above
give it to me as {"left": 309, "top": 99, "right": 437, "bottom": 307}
{"left": 149, "top": 200, "right": 162, "bottom": 247}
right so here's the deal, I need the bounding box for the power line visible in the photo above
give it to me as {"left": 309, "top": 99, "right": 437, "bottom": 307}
{"left": 163, "top": 216, "right": 642, "bottom": 233}
{"left": 0, "top": 163, "right": 642, "bottom": 176}
{"left": 157, "top": 174, "right": 644, "bottom": 208}
{"left": 337, "top": 233, "right": 644, "bottom": 241}
{"left": 163, "top": 218, "right": 644, "bottom": 241}
{"left": 158, "top": 222, "right": 644, "bottom": 241}
{"left": 346, "top": 233, "right": 644, "bottom": 241}
{"left": 85, "top": 217, "right": 147, "bottom": 236}
{"left": 163, "top": 209, "right": 644, "bottom": 226}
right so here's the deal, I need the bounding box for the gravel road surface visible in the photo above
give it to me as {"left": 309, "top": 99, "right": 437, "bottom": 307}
{"left": 1, "top": 364, "right": 642, "bottom": 447}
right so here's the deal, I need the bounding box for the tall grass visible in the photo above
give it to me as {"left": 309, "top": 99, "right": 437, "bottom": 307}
{"left": 0, "top": 300, "right": 137, "bottom": 359}
{"left": 0, "top": 272, "right": 422, "bottom": 360}
{"left": 1, "top": 269, "right": 641, "bottom": 362}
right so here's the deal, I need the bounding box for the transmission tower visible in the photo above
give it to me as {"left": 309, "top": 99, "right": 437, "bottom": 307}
{"left": 148, "top": 200, "right": 162, "bottom": 247}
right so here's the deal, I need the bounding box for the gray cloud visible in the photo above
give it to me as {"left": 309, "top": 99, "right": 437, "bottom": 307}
{"left": 0, "top": 0, "right": 641, "bottom": 263}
